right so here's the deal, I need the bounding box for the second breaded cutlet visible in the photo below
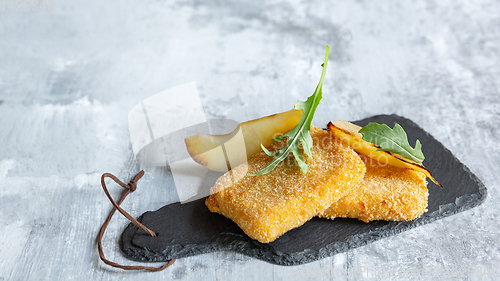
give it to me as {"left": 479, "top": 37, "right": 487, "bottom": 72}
{"left": 206, "top": 125, "right": 366, "bottom": 243}
{"left": 320, "top": 155, "right": 429, "bottom": 222}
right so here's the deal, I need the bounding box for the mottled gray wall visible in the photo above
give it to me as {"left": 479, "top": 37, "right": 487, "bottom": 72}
{"left": 0, "top": 0, "right": 499, "bottom": 280}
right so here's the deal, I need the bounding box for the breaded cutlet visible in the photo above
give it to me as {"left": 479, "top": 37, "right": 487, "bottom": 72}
{"left": 320, "top": 155, "right": 428, "bottom": 222}
{"left": 206, "top": 125, "right": 366, "bottom": 243}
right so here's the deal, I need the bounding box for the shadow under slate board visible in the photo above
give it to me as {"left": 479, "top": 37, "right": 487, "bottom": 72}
{"left": 120, "top": 114, "right": 487, "bottom": 266}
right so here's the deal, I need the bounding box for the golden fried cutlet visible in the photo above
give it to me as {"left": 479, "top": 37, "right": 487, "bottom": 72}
{"left": 206, "top": 125, "right": 366, "bottom": 243}
{"left": 320, "top": 155, "right": 428, "bottom": 222}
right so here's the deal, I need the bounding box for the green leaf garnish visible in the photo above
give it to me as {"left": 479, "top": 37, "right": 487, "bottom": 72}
{"left": 248, "top": 45, "right": 329, "bottom": 176}
{"left": 358, "top": 122, "right": 425, "bottom": 164}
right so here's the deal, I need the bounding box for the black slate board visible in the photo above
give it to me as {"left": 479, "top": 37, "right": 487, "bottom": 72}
{"left": 121, "top": 114, "right": 487, "bottom": 266}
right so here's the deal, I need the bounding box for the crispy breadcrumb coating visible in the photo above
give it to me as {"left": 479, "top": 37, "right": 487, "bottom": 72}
{"left": 320, "top": 155, "right": 428, "bottom": 222}
{"left": 206, "top": 125, "right": 366, "bottom": 243}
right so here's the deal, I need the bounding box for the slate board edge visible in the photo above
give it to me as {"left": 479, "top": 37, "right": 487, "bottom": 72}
{"left": 120, "top": 114, "right": 488, "bottom": 266}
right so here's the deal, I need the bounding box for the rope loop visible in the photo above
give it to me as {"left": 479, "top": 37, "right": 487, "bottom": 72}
{"left": 97, "top": 170, "right": 176, "bottom": 271}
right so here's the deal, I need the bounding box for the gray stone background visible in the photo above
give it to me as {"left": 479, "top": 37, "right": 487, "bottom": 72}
{"left": 1, "top": 0, "right": 499, "bottom": 280}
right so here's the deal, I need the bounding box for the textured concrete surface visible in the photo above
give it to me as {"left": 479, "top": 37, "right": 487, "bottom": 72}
{"left": 1, "top": 0, "right": 499, "bottom": 280}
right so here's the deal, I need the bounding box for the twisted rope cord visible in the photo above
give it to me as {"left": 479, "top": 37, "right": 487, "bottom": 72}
{"left": 97, "top": 170, "right": 176, "bottom": 271}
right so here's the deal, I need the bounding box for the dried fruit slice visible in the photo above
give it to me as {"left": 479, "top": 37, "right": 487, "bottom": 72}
{"left": 327, "top": 120, "right": 441, "bottom": 187}
{"left": 185, "top": 109, "right": 303, "bottom": 172}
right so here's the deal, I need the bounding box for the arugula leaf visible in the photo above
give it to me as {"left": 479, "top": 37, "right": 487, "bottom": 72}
{"left": 358, "top": 122, "right": 425, "bottom": 163}
{"left": 248, "top": 46, "right": 330, "bottom": 176}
